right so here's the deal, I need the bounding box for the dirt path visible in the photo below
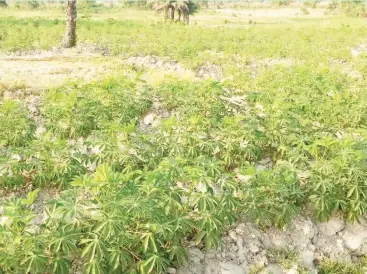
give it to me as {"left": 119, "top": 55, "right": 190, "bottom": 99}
{"left": 0, "top": 45, "right": 121, "bottom": 89}
{"left": 0, "top": 48, "right": 226, "bottom": 90}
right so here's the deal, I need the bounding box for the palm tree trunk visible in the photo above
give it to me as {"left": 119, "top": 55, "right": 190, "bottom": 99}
{"left": 63, "top": 0, "right": 77, "bottom": 48}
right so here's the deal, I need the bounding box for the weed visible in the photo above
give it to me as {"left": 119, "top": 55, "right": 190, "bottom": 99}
{"left": 267, "top": 248, "right": 298, "bottom": 270}
{"left": 318, "top": 259, "right": 366, "bottom": 274}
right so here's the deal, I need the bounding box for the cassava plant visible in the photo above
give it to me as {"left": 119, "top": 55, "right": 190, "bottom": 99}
{"left": 0, "top": 163, "right": 241, "bottom": 273}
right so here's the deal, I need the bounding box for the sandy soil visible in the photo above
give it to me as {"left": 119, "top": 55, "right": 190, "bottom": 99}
{"left": 0, "top": 45, "right": 121, "bottom": 89}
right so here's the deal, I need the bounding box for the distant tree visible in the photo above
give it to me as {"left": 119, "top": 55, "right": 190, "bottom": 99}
{"left": 28, "top": 0, "right": 41, "bottom": 8}
{"left": 0, "top": 0, "right": 7, "bottom": 7}
{"left": 63, "top": 0, "right": 77, "bottom": 48}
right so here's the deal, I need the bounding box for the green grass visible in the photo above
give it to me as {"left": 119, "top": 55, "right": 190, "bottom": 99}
{"left": 0, "top": 16, "right": 366, "bottom": 66}
{"left": 0, "top": 10, "right": 367, "bottom": 274}
{"left": 318, "top": 259, "right": 367, "bottom": 274}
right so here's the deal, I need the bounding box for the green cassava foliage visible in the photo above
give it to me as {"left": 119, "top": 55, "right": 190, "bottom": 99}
{"left": 0, "top": 14, "right": 367, "bottom": 273}
{"left": 0, "top": 100, "right": 36, "bottom": 147}
{"left": 1, "top": 74, "right": 366, "bottom": 272}
{"left": 0, "top": 163, "right": 240, "bottom": 273}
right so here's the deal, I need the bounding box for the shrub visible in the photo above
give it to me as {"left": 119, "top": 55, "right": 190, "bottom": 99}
{"left": 303, "top": 0, "right": 319, "bottom": 9}
{"left": 28, "top": 0, "right": 41, "bottom": 9}
{"left": 341, "top": 1, "right": 367, "bottom": 17}
{"left": 0, "top": 0, "right": 7, "bottom": 7}
{"left": 271, "top": 0, "right": 291, "bottom": 7}
{"left": 301, "top": 6, "right": 310, "bottom": 15}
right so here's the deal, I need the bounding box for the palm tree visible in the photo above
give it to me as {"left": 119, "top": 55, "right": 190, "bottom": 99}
{"left": 63, "top": 0, "right": 77, "bottom": 48}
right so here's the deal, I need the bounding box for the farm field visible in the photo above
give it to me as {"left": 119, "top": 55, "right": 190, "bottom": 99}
{"left": 0, "top": 3, "right": 367, "bottom": 274}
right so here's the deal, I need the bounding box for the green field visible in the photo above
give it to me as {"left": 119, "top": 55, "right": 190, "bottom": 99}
{"left": 0, "top": 4, "right": 367, "bottom": 273}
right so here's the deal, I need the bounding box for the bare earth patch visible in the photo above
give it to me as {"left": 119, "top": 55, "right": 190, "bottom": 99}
{"left": 0, "top": 54, "right": 117, "bottom": 89}
{"left": 0, "top": 50, "right": 226, "bottom": 90}
{"left": 351, "top": 44, "right": 367, "bottom": 58}
{"left": 177, "top": 215, "right": 367, "bottom": 274}
{"left": 126, "top": 55, "right": 225, "bottom": 81}
{"left": 1, "top": 48, "right": 298, "bottom": 90}
{"left": 127, "top": 55, "right": 203, "bottom": 80}
{"left": 234, "top": 57, "right": 296, "bottom": 78}
{"left": 0, "top": 44, "right": 116, "bottom": 89}
{"left": 126, "top": 55, "right": 188, "bottom": 74}
{"left": 330, "top": 59, "right": 363, "bottom": 81}
{"left": 197, "top": 62, "right": 223, "bottom": 81}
